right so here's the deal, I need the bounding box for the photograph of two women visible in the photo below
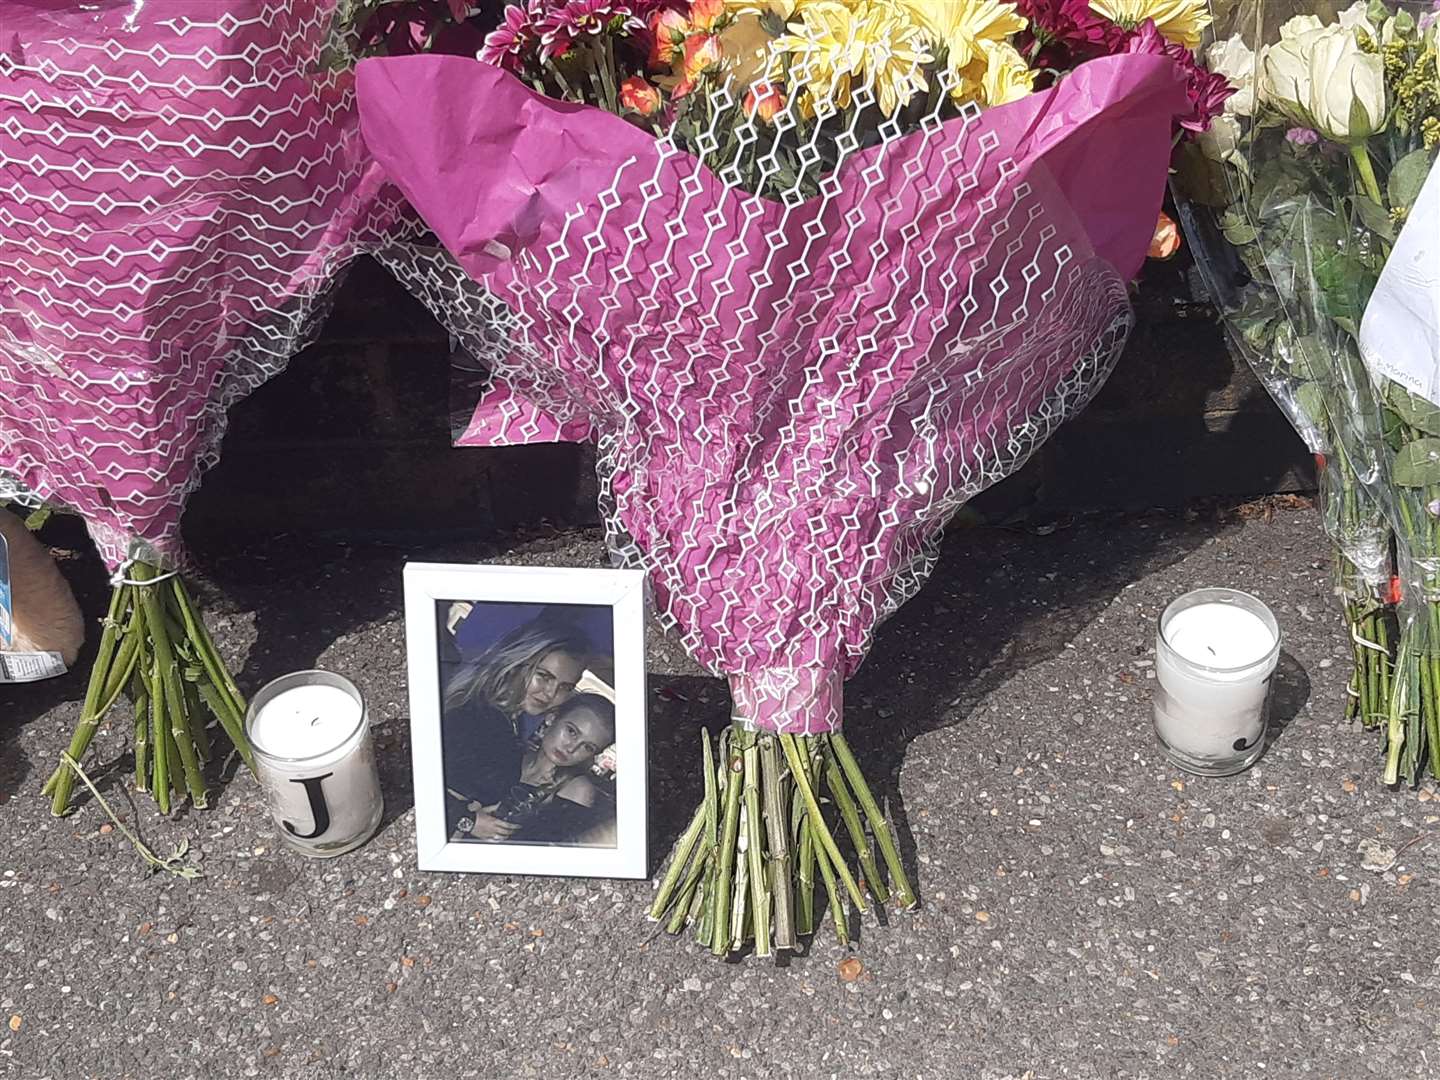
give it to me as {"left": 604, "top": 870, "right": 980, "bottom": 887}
{"left": 436, "top": 599, "right": 619, "bottom": 849}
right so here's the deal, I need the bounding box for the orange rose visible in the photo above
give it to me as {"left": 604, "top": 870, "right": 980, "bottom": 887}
{"left": 649, "top": 7, "right": 690, "bottom": 68}
{"left": 1148, "top": 212, "right": 1181, "bottom": 260}
{"left": 653, "top": 6, "right": 691, "bottom": 68}
{"left": 688, "top": 0, "right": 725, "bottom": 32}
{"left": 682, "top": 32, "right": 722, "bottom": 81}
{"left": 619, "top": 75, "right": 663, "bottom": 116}
{"left": 743, "top": 81, "right": 785, "bottom": 123}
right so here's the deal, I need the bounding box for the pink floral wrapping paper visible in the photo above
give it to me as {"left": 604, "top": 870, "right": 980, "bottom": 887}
{"left": 0, "top": 1, "right": 388, "bottom": 569}
{"left": 358, "top": 53, "right": 1187, "bottom": 732}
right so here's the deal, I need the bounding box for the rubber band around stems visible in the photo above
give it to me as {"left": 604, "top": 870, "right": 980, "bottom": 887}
{"left": 108, "top": 564, "right": 179, "bottom": 588}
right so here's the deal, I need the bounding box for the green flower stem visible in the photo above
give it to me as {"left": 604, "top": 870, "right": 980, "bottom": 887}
{"left": 47, "top": 563, "right": 252, "bottom": 816}
{"left": 809, "top": 817, "right": 849, "bottom": 945}
{"left": 132, "top": 672, "right": 150, "bottom": 793}
{"left": 185, "top": 683, "right": 213, "bottom": 763}
{"left": 148, "top": 650, "right": 170, "bottom": 814}
{"left": 649, "top": 800, "right": 705, "bottom": 921}
{"left": 1356, "top": 604, "right": 1375, "bottom": 725}
{"left": 651, "top": 726, "right": 917, "bottom": 956}
{"left": 824, "top": 753, "right": 888, "bottom": 905}
{"left": 1385, "top": 637, "right": 1412, "bottom": 786}
{"left": 666, "top": 845, "right": 711, "bottom": 935}
{"left": 43, "top": 584, "right": 129, "bottom": 812}
{"left": 701, "top": 729, "right": 718, "bottom": 854}
{"left": 779, "top": 734, "right": 866, "bottom": 913}
{"left": 1377, "top": 613, "right": 1392, "bottom": 719}
{"left": 1422, "top": 601, "right": 1434, "bottom": 777}
{"left": 710, "top": 739, "right": 744, "bottom": 956}
{"left": 58, "top": 754, "right": 200, "bottom": 879}
{"left": 1350, "top": 143, "right": 1385, "bottom": 207}
{"left": 729, "top": 833, "right": 750, "bottom": 947}
{"left": 171, "top": 579, "right": 253, "bottom": 772}
{"left": 133, "top": 567, "right": 207, "bottom": 808}
{"left": 831, "top": 733, "right": 918, "bottom": 909}
{"left": 795, "top": 802, "right": 816, "bottom": 937}
{"left": 1417, "top": 635, "right": 1433, "bottom": 767}
{"left": 759, "top": 736, "right": 796, "bottom": 952}
{"left": 742, "top": 737, "right": 771, "bottom": 957}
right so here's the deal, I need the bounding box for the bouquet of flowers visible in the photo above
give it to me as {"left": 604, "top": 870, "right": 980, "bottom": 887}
{"left": 357, "top": 0, "right": 1207, "bottom": 954}
{"left": 1177, "top": 0, "right": 1439, "bottom": 783}
{"left": 0, "top": 2, "right": 392, "bottom": 812}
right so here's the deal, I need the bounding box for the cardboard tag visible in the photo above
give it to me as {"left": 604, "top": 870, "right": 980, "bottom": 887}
{"left": 0, "top": 650, "right": 67, "bottom": 683}
{"left": 0, "top": 530, "right": 13, "bottom": 648}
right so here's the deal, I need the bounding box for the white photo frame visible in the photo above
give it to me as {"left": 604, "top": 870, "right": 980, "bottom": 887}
{"left": 403, "top": 563, "right": 648, "bottom": 878}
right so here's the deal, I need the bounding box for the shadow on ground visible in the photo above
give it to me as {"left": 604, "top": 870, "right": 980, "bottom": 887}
{"left": 7, "top": 506, "right": 1239, "bottom": 910}
{"left": 640, "top": 511, "right": 1236, "bottom": 914}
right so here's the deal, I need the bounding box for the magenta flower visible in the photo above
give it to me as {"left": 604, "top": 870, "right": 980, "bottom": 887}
{"left": 481, "top": 0, "right": 546, "bottom": 70}
{"left": 1017, "top": 0, "right": 1127, "bottom": 67}
{"left": 1123, "top": 19, "right": 1234, "bottom": 134}
{"left": 537, "top": 0, "right": 645, "bottom": 61}
{"left": 1286, "top": 127, "right": 1320, "bottom": 146}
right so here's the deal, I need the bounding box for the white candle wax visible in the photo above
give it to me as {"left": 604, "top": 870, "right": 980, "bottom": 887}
{"left": 1154, "top": 594, "right": 1279, "bottom": 776}
{"left": 1163, "top": 604, "right": 1276, "bottom": 674}
{"left": 250, "top": 685, "right": 363, "bottom": 764}
{"left": 247, "top": 674, "right": 383, "bottom": 857}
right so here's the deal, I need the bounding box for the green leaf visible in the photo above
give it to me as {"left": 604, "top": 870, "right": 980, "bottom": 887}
{"left": 1388, "top": 384, "right": 1440, "bottom": 436}
{"left": 1388, "top": 149, "right": 1434, "bottom": 211}
{"left": 1383, "top": 408, "right": 1406, "bottom": 452}
{"left": 1352, "top": 194, "right": 1396, "bottom": 242}
{"left": 1391, "top": 438, "right": 1440, "bottom": 487}
{"left": 1294, "top": 381, "right": 1328, "bottom": 427}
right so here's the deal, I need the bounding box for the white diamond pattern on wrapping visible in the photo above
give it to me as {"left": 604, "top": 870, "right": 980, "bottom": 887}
{"left": 0, "top": 1, "right": 409, "bottom": 568}
{"left": 362, "top": 52, "right": 1151, "bottom": 734}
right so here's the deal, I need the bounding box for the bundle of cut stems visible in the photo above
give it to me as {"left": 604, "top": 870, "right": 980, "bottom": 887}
{"left": 649, "top": 726, "right": 915, "bottom": 956}
{"left": 41, "top": 563, "right": 254, "bottom": 815}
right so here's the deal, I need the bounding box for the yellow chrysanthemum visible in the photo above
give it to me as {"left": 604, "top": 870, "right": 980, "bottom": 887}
{"left": 855, "top": 2, "right": 934, "bottom": 114}
{"left": 773, "top": 1, "right": 867, "bottom": 114}
{"left": 975, "top": 39, "right": 1034, "bottom": 106}
{"left": 772, "top": 0, "right": 934, "bottom": 117}
{"left": 899, "top": 0, "right": 1026, "bottom": 69}
{"left": 1088, "top": 0, "right": 1211, "bottom": 50}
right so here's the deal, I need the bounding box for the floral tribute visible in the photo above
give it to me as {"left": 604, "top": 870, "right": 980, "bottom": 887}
{"left": 352, "top": 0, "right": 1231, "bottom": 957}
{"left": 0, "top": 2, "right": 400, "bottom": 817}
{"left": 1175, "top": 1, "right": 1440, "bottom": 785}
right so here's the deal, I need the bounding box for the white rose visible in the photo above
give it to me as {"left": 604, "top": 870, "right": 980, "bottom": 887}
{"left": 1278, "top": 14, "right": 1324, "bottom": 38}
{"left": 1205, "top": 35, "right": 1255, "bottom": 116}
{"left": 1337, "top": 0, "right": 1380, "bottom": 40}
{"left": 1260, "top": 24, "right": 1387, "bottom": 143}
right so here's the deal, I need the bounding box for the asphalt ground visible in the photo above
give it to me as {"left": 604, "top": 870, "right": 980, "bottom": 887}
{"left": 3, "top": 502, "right": 1437, "bottom": 1079}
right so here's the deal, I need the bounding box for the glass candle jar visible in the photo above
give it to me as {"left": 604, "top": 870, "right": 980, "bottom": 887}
{"left": 1153, "top": 588, "right": 1281, "bottom": 777}
{"left": 245, "top": 670, "right": 384, "bottom": 857}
